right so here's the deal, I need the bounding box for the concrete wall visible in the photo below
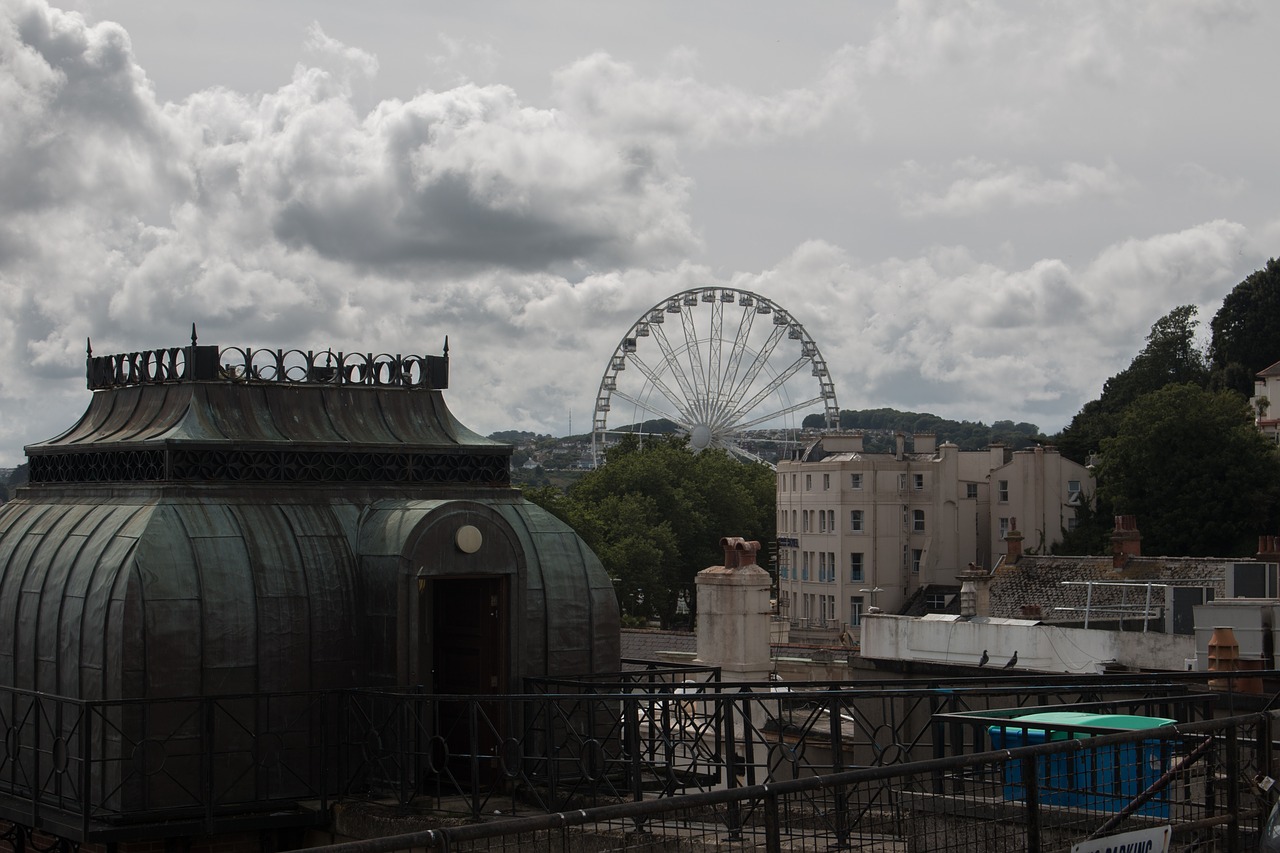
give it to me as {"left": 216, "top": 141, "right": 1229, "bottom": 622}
{"left": 861, "top": 613, "right": 1194, "bottom": 674}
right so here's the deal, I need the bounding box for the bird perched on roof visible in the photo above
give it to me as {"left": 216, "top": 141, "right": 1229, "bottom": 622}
{"left": 1004, "top": 651, "right": 1018, "bottom": 669}
{"left": 978, "top": 650, "right": 989, "bottom": 667}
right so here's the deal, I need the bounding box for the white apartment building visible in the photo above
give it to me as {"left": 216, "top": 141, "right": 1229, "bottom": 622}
{"left": 775, "top": 433, "right": 1092, "bottom": 631}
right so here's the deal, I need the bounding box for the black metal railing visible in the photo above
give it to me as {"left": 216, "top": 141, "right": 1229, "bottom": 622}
{"left": 303, "top": 710, "right": 1276, "bottom": 853}
{"left": 0, "top": 669, "right": 1270, "bottom": 844}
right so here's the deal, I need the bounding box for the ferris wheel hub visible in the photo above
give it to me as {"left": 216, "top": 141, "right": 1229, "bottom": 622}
{"left": 689, "top": 423, "right": 713, "bottom": 451}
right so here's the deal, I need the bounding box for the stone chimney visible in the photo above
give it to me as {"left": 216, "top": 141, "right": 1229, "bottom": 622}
{"left": 1004, "top": 517, "right": 1024, "bottom": 561}
{"left": 1111, "top": 515, "right": 1142, "bottom": 568}
{"left": 821, "top": 433, "right": 864, "bottom": 453}
{"left": 1259, "top": 536, "right": 1280, "bottom": 562}
{"left": 694, "top": 537, "right": 772, "bottom": 682}
{"left": 894, "top": 432, "right": 906, "bottom": 459}
{"left": 914, "top": 433, "right": 937, "bottom": 455}
{"left": 957, "top": 562, "right": 993, "bottom": 618}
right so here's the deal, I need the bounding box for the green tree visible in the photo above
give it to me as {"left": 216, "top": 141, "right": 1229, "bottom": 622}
{"left": 523, "top": 435, "right": 776, "bottom": 626}
{"left": 1095, "top": 383, "right": 1280, "bottom": 556}
{"left": 1057, "top": 305, "right": 1208, "bottom": 463}
{"left": 1051, "top": 493, "right": 1110, "bottom": 556}
{"left": 1209, "top": 258, "right": 1280, "bottom": 397}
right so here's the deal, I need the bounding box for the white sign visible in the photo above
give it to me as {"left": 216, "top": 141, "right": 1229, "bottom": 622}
{"left": 1071, "top": 826, "right": 1171, "bottom": 853}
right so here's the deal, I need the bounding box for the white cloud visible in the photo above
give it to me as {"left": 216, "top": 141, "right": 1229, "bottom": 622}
{"left": 890, "top": 158, "right": 1133, "bottom": 217}
{"left": 0, "top": 0, "right": 1275, "bottom": 466}
{"left": 551, "top": 49, "right": 857, "bottom": 147}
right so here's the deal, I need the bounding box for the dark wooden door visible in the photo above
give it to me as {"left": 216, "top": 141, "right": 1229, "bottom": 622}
{"left": 431, "top": 577, "right": 506, "bottom": 786}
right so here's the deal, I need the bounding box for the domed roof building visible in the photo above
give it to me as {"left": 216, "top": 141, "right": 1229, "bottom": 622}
{"left": 0, "top": 334, "right": 619, "bottom": 840}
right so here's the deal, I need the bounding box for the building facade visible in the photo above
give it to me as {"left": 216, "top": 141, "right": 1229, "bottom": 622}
{"left": 775, "top": 433, "right": 1092, "bottom": 630}
{"left": 1253, "top": 358, "right": 1280, "bottom": 443}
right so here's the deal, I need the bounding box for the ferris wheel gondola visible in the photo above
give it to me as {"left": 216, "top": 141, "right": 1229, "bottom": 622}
{"left": 591, "top": 288, "right": 839, "bottom": 467}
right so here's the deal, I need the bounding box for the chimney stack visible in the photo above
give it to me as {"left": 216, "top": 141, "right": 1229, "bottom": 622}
{"left": 914, "top": 433, "right": 937, "bottom": 455}
{"left": 1111, "top": 515, "right": 1142, "bottom": 568}
{"left": 895, "top": 432, "right": 906, "bottom": 459}
{"left": 1004, "top": 517, "right": 1024, "bottom": 561}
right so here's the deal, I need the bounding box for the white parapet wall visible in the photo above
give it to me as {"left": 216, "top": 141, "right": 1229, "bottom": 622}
{"left": 861, "top": 613, "right": 1195, "bottom": 674}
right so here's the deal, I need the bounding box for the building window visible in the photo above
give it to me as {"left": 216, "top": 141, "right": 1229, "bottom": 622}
{"left": 802, "top": 551, "right": 810, "bottom": 580}
{"left": 827, "top": 553, "right": 836, "bottom": 581}
{"left": 966, "top": 483, "right": 978, "bottom": 499}
{"left": 823, "top": 473, "right": 830, "bottom": 491}
{"left": 819, "top": 511, "right": 826, "bottom": 533}
{"left": 1067, "top": 517, "right": 1079, "bottom": 531}
{"left": 999, "top": 517, "right": 1010, "bottom": 538}
{"left": 791, "top": 510, "right": 797, "bottom": 532}
{"left": 998, "top": 480, "right": 1009, "bottom": 502}
{"left": 912, "top": 509, "right": 925, "bottom": 532}
{"left": 819, "top": 551, "right": 827, "bottom": 580}
{"left": 826, "top": 510, "right": 835, "bottom": 531}
{"left": 1068, "top": 479, "right": 1081, "bottom": 496}
{"left": 780, "top": 475, "right": 785, "bottom": 493}
{"left": 791, "top": 474, "right": 797, "bottom": 491}
{"left": 898, "top": 473, "right": 908, "bottom": 491}
{"left": 913, "top": 473, "right": 924, "bottom": 491}
{"left": 925, "top": 593, "right": 949, "bottom": 611}
{"left": 850, "top": 596, "right": 864, "bottom": 626}
{"left": 911, "top": 549, "right": 922, "bottom": 573}
{"left": 850, "top": 510, "right": 864, "bottom": 532}
{"left": 850, "top": 473, "right": 863, "bottom": 490}
{"left": 850, "top": 552, "right": 864, "bottom": 581}
{"left": 805, "top": 474, "right": 812, "bottom": 491}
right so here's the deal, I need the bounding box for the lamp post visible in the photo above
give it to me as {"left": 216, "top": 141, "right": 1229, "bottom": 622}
{"left": 859, "top": 586, "right": 884, "bottom": 613}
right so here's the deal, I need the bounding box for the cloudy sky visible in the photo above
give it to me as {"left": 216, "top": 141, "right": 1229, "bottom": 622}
{"left": 1, "top": 0, "right": 1277, "bottom": 467}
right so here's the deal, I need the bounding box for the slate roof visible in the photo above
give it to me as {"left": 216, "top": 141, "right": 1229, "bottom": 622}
{"left": 621, "top": 628, "right": 698, "bottom": 660}
{"left": 989, "top": 555, "right": 1230, "bottom": 622}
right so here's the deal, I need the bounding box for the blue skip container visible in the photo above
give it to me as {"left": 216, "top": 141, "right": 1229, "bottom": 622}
{"left": 989, "top": 712, "right": 1176, "bottom": 816}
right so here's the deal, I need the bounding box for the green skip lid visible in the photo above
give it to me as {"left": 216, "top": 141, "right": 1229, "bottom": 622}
{"left": 996, "top": 712, "right": 1177, "bottom": 740}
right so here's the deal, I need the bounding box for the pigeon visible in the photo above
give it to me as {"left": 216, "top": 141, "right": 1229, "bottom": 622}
{"left": 1004, "top": 651, "right": 1018, "bottom": 669}
{"left": 978, "top": 650, "right": 989, "bottom": 667}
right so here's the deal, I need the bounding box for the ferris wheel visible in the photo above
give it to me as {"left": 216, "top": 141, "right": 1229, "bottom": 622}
{"left": 592, "top": 288, "right": 839, "bottom": 466}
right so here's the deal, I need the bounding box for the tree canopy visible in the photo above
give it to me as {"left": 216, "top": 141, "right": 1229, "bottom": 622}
{"left": 1056, "top": 305, "right": 1208, "bottom": 463}
{"left": 523, "top": 435, "right": 776, "bottom": 626}
{"left": 1095, "top": 383, "right": 1280, "bottom": 556}
{"left": 803, "top": 408, "right": 1045, "bottom": 451}
{"left": 1209, "top": 257, "right": 1280, "bottom": 397}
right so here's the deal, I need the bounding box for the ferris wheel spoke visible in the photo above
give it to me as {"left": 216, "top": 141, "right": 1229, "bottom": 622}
{"left": 731, "top": 395, "right": 828, "bottom": 433}
{"left": 708, "top": 298, "right": 724, "bottom": 410}
{"left": 609, "top": 389, "right": 692, "bottom": 430}
{"left": 719, "top": 324, "right": 788, "bottom": 422}
{"left": 722, "top": 356, "right": 809, "bottom": 426}
{"left": 720, "top": 305, "right": 758, "bottom": 404}
{"left": 649, "top": 324, "right": 702, "bottom": 413}
{"left": 678, "top": 305, "right": 710, "bottom": 420}
{"left": 628, "top": 354, "right": 698, "bottom": 423}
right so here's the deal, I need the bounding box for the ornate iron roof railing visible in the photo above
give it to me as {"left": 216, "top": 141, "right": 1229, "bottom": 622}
{"left": 85, "top": 328, "right": 449, "bottom": 391}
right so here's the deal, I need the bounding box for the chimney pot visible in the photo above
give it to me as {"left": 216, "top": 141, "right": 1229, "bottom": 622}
{"left": 720, "top": 537, "right": 761, "bottom": 570}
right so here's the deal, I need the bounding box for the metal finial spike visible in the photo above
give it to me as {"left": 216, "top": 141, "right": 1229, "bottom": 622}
{"left": 191, "top": 323, "right": 198, "bottom": 347}
{"left": 86, "top": 337, "right": 92, "bottom": 357}
{"left": 443, "top": 336, "right": 450, "bottom": 357}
